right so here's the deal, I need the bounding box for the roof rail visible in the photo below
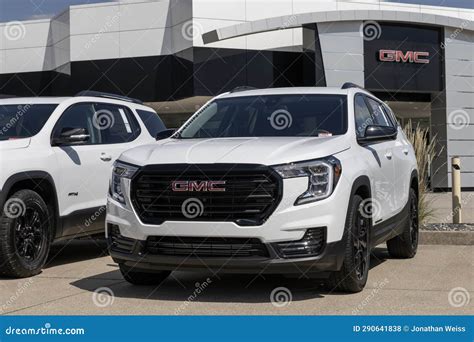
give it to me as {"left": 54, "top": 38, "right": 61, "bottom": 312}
{"left": 0, "top": 94, "right": 16, "bottom": 99}
{"left": 341, "top": 82, "right": 365, "bottom": 90}
{"left": 75, "top": 90, "right": 143, "bottom": 104}
{"left": 230, "top": 86, "right": 257, "bottom": 93}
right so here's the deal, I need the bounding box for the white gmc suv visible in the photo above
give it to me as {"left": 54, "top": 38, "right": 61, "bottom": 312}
{"left": 107, "top": 84, "right": 419, "bottom": 293}
{"left": 0, "top": 91, "right": 166, "bottom": 278}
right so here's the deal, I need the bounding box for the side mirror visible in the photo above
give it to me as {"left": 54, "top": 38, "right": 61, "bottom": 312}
{"left": 358, "top": 125, "right": 397, "bottom": 143}
{"left": 156, "top": 129, "right": 176, "bottom": 140}
{"left": 52, "top": 127, "right": 90, "bottom": 146}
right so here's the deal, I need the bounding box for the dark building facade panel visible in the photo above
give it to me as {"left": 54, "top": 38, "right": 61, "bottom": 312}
{"left": 192, "top": 47, "right": 312, "bottom": 96}
{"left": 364, "top": 23, "right": 444, "bottom": 92}
{"left": 1, "top": 48, "right": 315, "bottom": 102}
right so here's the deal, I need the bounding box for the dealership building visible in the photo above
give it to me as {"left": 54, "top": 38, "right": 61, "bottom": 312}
{"left": 0, "top": 0, "right": 473, "bottom": 189}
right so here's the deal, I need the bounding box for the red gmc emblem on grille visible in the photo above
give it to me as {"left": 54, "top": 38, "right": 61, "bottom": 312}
{"left": 171, "top": 180, "right": 226, "bottom": 192}
{"left": 379, "top": 49, "right": 430, "bottom": 64}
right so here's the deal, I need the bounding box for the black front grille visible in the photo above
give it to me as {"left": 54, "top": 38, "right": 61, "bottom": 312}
{"left": 131, "top": 164, "right": 282, "bottom": 225}
{"left": 146, "top": 236, "right": 269, "bottom": 258}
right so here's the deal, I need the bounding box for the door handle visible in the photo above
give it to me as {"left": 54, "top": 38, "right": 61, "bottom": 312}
{"left": 100, "top": 153, "right": 112, "bottom": 162}
{"left": 384, "top": 151, "right": 393, "bottom": 160}
{"left": 403, "top": 148, "right": 409, "bottom": 155}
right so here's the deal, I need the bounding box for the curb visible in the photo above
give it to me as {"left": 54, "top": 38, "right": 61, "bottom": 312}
{"left": 419, "top": 230, "right": 474, "bottom": 245}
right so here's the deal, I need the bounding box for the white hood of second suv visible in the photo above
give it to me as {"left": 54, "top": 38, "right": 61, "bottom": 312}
{"left": 120, "top": 136, "right": 350, "bottom": 166}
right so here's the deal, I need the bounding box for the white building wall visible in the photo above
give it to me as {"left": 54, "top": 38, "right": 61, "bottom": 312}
{"left": 68, "top": 1, "right": 191, "bottom": 62}
{"left": 444, "top": 27, "right": 474, "bottom": 187}
{"left": 47, "top": 10, "right": 71, "bottom": 71}
{"left": 0, "top": 19, "right": 51, "bottom": 73}
{"left": 0, "top": 27, "right": 4, "bottom": 74}
{"left": 0, "top": 0, "right": 194, "bottom": 74}
{"left": 317, "top": 21, "right": 364, "bottom": 87}
{"left": 191, "top": 0, "right": 302, "bottom": 51}
{"left": 0, "top": 10, "right": 70, "bottom": 75}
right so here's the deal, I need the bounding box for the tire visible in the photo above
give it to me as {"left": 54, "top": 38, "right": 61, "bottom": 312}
{"left": 0, "top": 190, "right": 52, "bottom": 278}
{"left": 387, "top": 188, "right": 419, "bottom": 258}
{"left": 119, "top": 264, "right": 171, "bottom": 285}
{"left": 326, "top": 195, "right": 370, "bottom": 293}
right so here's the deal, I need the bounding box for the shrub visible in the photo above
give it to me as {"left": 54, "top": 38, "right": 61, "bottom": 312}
{"left": 403, "top": 121, "right": 442, "bottom": 223}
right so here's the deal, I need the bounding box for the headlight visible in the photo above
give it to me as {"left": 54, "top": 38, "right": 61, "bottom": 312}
{"left": 273, "top": 156, "right": 342, "bottom": 205}
{"left": 110, "top": 161, "right": 139, "bottom": 204}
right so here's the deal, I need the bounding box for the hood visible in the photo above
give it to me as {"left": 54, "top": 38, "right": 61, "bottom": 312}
{"left": 0, "top": 138, "right": 31, "bottom": 151}
{"left": 120, "top": 136, "right": 351, "bottom": 166}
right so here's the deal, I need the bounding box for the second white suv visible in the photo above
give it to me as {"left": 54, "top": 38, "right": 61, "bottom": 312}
{"left": 0, "top": 91, "right": 166, "bottom": 278}
{"left": 107, "top": 84, "right": 419, "bottom": 293}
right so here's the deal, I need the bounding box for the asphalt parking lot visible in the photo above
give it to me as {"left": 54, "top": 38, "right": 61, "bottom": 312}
{"left": 0, "top": 239, "right": 472, "bottom": 315}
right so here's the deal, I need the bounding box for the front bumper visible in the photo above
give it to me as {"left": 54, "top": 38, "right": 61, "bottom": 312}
{"left": 109, "top": 233, "right": 345, "bottom": 274}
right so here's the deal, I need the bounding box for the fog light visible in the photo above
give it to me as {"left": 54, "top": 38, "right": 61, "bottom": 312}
{"left": 108, "top": 223, "right": 121, "bottom": 238}
{"left": 107, "top": 224, "right": 135, "bottom": 254}
{"left": 274, "top": 228, "right": 326, "bottom": 258}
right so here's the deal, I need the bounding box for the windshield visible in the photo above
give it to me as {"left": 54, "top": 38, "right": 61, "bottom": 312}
{"left": 0, "top": 104, "right": 58, "bottom": 140}
{"left": 177, "top": 94, "right": 347, "bottom": 139}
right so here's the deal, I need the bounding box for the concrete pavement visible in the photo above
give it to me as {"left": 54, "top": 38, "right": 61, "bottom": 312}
{"left": 0, "top": 239, "right": 472, "bottom": 315}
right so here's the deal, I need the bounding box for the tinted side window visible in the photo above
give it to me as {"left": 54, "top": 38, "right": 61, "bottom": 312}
{"left": 53, "top": 103, "right": 100, "bottom": 145}
{"left": 354, "top": 95, "right": 373, "bottom": 138}
{"left": 94, "top": 103, "right": 140, "bottom": 144}
{"left": 53, "top": 103, "right": 141, "bottom": 145}
{"left": 136, "top": 110, "right": 166, "bottom": 137}
{"left": 0, "top": 104, "right": 58, "bottom": 140}
{"left": 366, "top": 97, "right": 393, "bottom": 127}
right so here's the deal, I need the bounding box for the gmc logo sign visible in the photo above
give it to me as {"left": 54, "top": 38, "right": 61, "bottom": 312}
{"left": 171, "top": 180, "right": 226, "bottom": 192}
{"left": 378, "top": 49, "right": 430, "bottom": 64}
